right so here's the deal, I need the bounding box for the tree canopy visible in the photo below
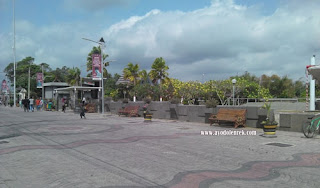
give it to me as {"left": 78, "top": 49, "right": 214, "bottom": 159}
{"left": 3, "top": 55, "right": 308, "bottom": 103}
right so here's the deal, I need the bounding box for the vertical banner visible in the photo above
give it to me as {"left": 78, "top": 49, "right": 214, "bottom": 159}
{"left": 1, "top": 80, "right": 8, "bottom": 94}
{"left": 36, "top": 73, "right": 43, "bottom": 88}
{"left": 92, "top": 54, "right": 102, "bottom": 80}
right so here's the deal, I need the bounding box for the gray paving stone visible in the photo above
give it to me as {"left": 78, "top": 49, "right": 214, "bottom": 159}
{"left": 0, "top": 106, "right": 319, "bottom": 188}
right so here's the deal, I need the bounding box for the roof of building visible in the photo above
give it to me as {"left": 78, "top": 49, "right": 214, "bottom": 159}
{"left": 54, "top": 86, "right": 101, "bottom": 92}
{"left": 116, "top": 75, "right": 130, "bottom": 85}
{"left": 43, "top": 82, "right": 69, "bottom": 87}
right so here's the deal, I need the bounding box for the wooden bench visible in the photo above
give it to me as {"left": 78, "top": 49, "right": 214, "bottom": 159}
{"left": 209, "top": 108, "right": 246, "bottom": 128}
{"left": 118, "top": 105, "right": 140, "bottom": 117}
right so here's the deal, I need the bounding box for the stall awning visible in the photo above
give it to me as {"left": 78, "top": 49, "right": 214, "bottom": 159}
{"left": 307, "top": 65, "right": 320, "bottom": 81}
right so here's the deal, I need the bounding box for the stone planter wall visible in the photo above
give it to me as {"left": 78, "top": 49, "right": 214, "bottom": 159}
{"left": 105, "top": 101, "right": 268, "bottom": 128}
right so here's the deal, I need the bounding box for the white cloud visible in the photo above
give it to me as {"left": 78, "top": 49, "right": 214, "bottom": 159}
{"left": 103, "top": 0, "right": 320, "bottom": 81}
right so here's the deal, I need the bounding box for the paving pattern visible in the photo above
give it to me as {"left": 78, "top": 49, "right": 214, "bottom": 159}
{"left": 0, "top": 106, "right": 319, "bottom": 188}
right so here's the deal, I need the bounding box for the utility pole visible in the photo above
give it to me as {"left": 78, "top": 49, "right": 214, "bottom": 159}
{"left": 28, "top": 59, "right": 33, "bottom": 99}
{"left": 42, "top": 64, "right": 44, "bottom": 100}
{"left": 13, "top": 0, "right": 16, "bottom": 106}
{"left": 82, "top": 37, "right": 106, "bottom": 114}
{"left": 100, "top": 37, "right": 105, "bottom": 114}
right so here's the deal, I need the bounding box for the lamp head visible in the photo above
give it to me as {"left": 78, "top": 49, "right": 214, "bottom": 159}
{"left": 99, "top": 37, "right": 105, "bottom": 43}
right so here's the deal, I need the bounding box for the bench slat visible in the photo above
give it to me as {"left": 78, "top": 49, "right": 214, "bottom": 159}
{"left": 209, "top": 108, "right": 246, "bottom": 128}
{"left": 118, "top": 105, "right": 140, "bottom": 117}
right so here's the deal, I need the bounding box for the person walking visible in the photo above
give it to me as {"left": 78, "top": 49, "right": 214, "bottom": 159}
{"left": 29, "top": 97, "right": 34, "bottom": 112}
{"left": 39, "top": 97, "right": 43, "bottom": 111}
{"left": 80, "top": 103, "right": 86, "bottom": 119}
{"left": 82, "top": 97, "right": 86, "bottom": 105}
{"left": 22, "top": 97, "right": 29, "bottom": 112}
{"left": 61, "top": 97, "right": 66, "bottom": 113}
{"left": 36, "top": 98, "right": 40, "bottom": 111}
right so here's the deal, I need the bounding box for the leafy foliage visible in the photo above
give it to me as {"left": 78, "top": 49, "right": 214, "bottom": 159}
{"left": 205, "top": 98, "right": 218, "bottom": 108}
{"left": 66, "top": 67, "right": 81, "bottom": 86}
{"left": 3, "top": 55, "right": 308, "bottom": 103}
{"left": 149, "top": 57, "right": 169, "bottom": 85}
{"left": 261, "top": 99, "right": 278, "bottom": 125}
{"left": 123, "top": 63, "right": 140, "bottom": 86}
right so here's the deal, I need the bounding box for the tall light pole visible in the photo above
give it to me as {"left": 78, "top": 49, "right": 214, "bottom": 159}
{"left": 232, "top": 78, "right": 236, "bottom": 106}
{"left": 13, "top": 0, "right": 16, "bottom": 106}
{"left": 42, "top": 64, "right": 44, "bottom": 101}
{"left": 310, "top": 55, "right": 316, "bottom": 111}
{"left": 99, "top": 37, "right": 105, "bottom": 114}
{"left": 82, "top": 37, "right": 106, "bottom": 114}
{"left": 28, "top": 59, "right": 33, "bottom": 99}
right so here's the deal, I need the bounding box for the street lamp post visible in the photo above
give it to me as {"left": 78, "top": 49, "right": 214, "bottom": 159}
{"left": 99, "top": 38, "right": 105, "bottom": 114}
{"left": 13, "top": 0, "right": 16, "bottom": 107}
{"left": 232, "top": 78, "right": 236, "bottom": 106}
{"left": 82, "top": 37, "right": 106, "bottom": 114}
{"left": 28, "top": 59, "right": 33, "bottom": 99}
{"left": 42, "top": 64, "right": 44, "bottom": 101}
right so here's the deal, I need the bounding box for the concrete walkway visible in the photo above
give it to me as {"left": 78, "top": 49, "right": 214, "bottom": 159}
{"left": 0, "top": 106, "right": 319, "bottom": 188}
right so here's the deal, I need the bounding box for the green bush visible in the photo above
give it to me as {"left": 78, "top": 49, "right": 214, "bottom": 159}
{"left": 182, "top": 99, "right": 189, "bottom": 105}
{"left": 143, "top": 98, "right": 151, "bottom": 104}
{"left": 205, "top": 98, "right": 218, "bottom": 108}
{"left": 122, "top": 98, "right": 129, "bottom": 103}
{"left": 170, "top": 98, "right": 180, "bottom": 104}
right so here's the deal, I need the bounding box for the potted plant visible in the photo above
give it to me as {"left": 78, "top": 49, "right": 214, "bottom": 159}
{"left": 261, "top": 100, "right": 278, "bottom": 137}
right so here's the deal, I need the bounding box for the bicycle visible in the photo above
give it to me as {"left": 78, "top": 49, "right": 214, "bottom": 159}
{"left": 302, "top": 113, "right": 320, "bottom": 138}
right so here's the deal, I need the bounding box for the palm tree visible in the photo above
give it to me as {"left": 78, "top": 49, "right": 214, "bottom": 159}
{"left": 138, "top": 69, "right": 149, "bottom": 84}
{"left": 66, "top": 67, "right": 81, "bottom": 86}
{"left": 149, "top": 57, "right": 169, "bottom": 101}
{"left": 149, "top": 57, "right": 169, "bottom": 85}
{"left": 50, "top": 66, "right": 69, "bottom": 82}
{"left": 123, "top": 63, "right": 140, "bottom": 86}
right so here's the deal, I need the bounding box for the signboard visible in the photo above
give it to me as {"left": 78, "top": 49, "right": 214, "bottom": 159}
{"left": 1, "top": 80, "right": 8, "bottom": 94}
{"left": 36, "top": 73, "right": 43, "bottom": 88}
{"left": 92, "top": 54, "right": 102, "bottom": 80}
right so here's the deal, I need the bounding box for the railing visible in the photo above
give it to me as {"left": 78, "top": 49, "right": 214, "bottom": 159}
{"left": 226, "top": 98, "right": 304, "bottom": 106}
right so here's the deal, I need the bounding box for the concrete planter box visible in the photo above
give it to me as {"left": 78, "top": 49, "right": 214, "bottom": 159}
{"left": 279, "top": 113, "right": 316, "bottom": 132}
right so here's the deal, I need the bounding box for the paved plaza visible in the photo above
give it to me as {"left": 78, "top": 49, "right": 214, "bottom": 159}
{"left": 0, "top": 106, "right": 319, "bottom": 188}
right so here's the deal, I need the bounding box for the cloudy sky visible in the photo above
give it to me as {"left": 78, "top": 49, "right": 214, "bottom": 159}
{"left": 0, "top": 0, "right": 319, "bottom": 83}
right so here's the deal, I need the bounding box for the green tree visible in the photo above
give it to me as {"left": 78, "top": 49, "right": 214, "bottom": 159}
{"left": 66, "top": 67, "right": 81, "bottom": 86}
{"left": 149, "top": 57, "right": 169, "bottom": 85}
{"left": 138, "top": 69, "right": 149, "bottom": 84}
{"left": 105, "top": 73, "right": 121, "bottom": 97}
{"left": 294, "top": 79, "right": 305, "bottom": 98}
{"left": 123, "top": 63, "right": 140, "bottom": 86}
{"left": 3, "top": 56, "right": 44, "bottom": 97}
{"left": 47, "top": 66, "right": 70, "bottom": 82}
{"left": 260, "top": 74, "right": 296, "bottom": 98}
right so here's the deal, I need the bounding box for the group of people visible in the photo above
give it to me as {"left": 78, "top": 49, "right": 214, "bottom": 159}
{"left": 19, "top": 96, "right": 86, "bottom": 119}
{"left": 21, "top": 97, "right": 43, "bottom": 112}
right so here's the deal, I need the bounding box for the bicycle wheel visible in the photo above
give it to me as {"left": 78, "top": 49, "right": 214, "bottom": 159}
{"left": 302, "top": 122, "right": 316, "bottom": 138}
